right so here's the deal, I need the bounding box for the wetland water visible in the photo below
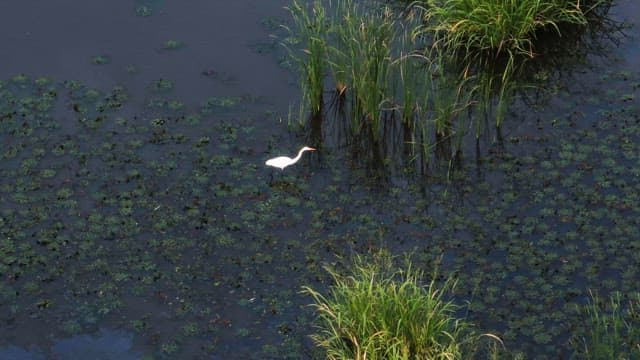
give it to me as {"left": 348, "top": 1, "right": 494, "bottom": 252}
{"left": 0, "top": 0, "right": 639, "bottom": 358}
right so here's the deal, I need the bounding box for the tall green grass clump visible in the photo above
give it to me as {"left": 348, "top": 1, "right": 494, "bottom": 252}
{"left": 283, "top": 0, "right": 329, "bottom": 118}
{"left": 303, "top": 254, "right": 494, "bottom": 359}
{"left": 572, "top": 291, "right": 640, "bottom": 359}
{"left": 414, "top": 0, "right": 607, "bottom": 126}
{"left": 419, "top": 0, "right": 598, "bottom": 58}
{"left": 328, "top": 0, "right": 398, "bottom": 141}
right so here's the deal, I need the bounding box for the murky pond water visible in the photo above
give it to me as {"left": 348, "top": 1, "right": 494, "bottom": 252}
{"left": 0, "top": 1, "right": 639, "bottom": 359}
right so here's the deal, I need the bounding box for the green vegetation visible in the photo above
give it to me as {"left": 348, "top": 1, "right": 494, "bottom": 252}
{"left": 163, "top": 39, "right": 184, "bottom": 50}
{"left": 572, "top": 291, "right": 640, "bottom": 359}
{"left": 283, "top": 0, "right": 612, "bottom": 171}
{"left": 283, "top": 0, "right": 329, "bottom": 118}
{"left": 303, "top": 254, "right": 499, "bottom": 359}
{"left": 304, "top": 258, "right": 640, "bottom": 359}
{"left": 328, "top": 0, "right": 398, "bottom": 141}
{"left": 0, "top": 2, "right": 635, "bottom": 357}
{"left": 416, "top": 0, "right": 600, "bottom": 58}
{"left": 414, "top": 0, "right": 607, "bottom": 125}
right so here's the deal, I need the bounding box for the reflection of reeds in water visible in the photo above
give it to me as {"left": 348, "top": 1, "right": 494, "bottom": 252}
{"left": 395, "top": 51, "right": 424, "bottom": 166}
{"left": 428, "top": 51, "right": 473, "bottom": 162}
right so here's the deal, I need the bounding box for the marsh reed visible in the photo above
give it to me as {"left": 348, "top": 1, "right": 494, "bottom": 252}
{"left": 572, "top": 291, "right": 640, "bottom": 359}
{"left": 283, "top": 0, "right": 613, "bottom": 175}
{"left": 283, "top": 0, "right": 329, "bottom": 118}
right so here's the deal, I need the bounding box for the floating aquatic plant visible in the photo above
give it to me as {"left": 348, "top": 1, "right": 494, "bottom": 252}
{"left": 163, "top": 39, "right": 184, "bottom": 50}
{"left": 91, "top": 55, "right": 111, "bottom": 65}
{"left": 135, "top": 5, "right": 152, "bottom": 17}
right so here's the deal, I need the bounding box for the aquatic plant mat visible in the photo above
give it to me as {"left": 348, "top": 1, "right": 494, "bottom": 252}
{"left": 1, "top": 62, "right": 639, "bottom": 358}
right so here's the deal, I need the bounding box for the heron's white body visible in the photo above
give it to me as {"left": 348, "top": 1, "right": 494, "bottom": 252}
{"left": 265, "top": 146, "right": 315, "bottom": 170}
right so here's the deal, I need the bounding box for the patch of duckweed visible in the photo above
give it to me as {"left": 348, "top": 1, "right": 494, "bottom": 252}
{"left": 91, "top": 55, "right": 111, "bottom": 65}
{"left": 135, "top": 5, "right": 153, "bottom": 17}
{"left": 160, "top": 340, "right": 179, "bottom": 356}
{"left": 125, "top": 64, "right": 139, "bottom": 74}
{"left": 184, "top": 113, "right": 201, "bottom": 126}
{"left": 162, "top": 39, "right": 184, "bottom": 50}
{"left": 151, "top": 78, "right": 173, "bottom": 93}
{"left": 200, "top": 95, "right": 256, "bottom": 114}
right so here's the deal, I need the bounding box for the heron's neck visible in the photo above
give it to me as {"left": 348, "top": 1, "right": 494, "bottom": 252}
{"left": 292, "top": 148, "right": 307, "bottom": 163}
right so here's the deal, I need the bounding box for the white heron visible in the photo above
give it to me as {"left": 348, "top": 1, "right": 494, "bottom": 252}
{"left": 265, "top": 146, "right": 316, "bottom": 170}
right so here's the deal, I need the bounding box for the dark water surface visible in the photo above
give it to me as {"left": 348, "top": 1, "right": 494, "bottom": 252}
{"left": 0, "top": 0, "right": 295, "bottom": 112}
{"left": 0, "top": 1, "right": 639, "bottom": 359}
